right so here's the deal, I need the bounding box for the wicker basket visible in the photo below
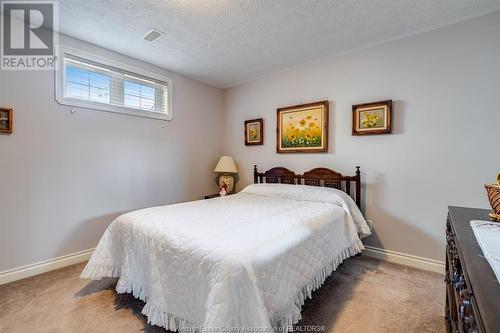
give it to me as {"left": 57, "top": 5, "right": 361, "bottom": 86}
{"left": 485, "top": 184, "right": 500, "bottom": 221}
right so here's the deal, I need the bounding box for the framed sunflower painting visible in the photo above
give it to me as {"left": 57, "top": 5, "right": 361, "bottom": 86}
{"left": 244, "top": 118, "right": 263, "bottom": 145}
{"left": 352, "top": 100, "right": 392, "bottom": 135}
{"left": 276, "top": 101, "right": 329, "bottom": 153}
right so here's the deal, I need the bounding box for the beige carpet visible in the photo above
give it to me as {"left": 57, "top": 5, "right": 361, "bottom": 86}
{"left": 0, "top": 256, "right": 445, "bottom": 333}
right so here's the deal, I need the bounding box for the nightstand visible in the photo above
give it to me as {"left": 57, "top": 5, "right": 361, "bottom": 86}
{"left": 204, "top": 193, "right": 233, "bottom": 199}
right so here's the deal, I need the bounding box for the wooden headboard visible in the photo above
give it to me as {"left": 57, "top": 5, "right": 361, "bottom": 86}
{"left": 253, "top": 165, "right": 361, "bottom": 207}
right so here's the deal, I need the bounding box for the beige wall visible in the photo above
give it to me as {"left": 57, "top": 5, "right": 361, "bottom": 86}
{"left": 223, "top": 12, "right": 500, "bottom": 261}
{"left": 0, "top": 35, "right": 224, "bottom": 271}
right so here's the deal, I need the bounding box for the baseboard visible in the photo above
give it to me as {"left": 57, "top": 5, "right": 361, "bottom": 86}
{"left": 0, "top": 245, "right": 444, "bottom": 285}
{"left": 363, "top": 245, "right": 445, "bottom": 274}
{"left": 0, "top": 248, "right": 95, "bottom": 285}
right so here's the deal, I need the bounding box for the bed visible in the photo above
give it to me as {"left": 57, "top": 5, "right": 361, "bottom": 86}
{"left": 81, "top": 165, "right": 371, "bottom": 332}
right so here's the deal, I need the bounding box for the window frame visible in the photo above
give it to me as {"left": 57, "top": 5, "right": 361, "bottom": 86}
{"left": 55, "top": 45, "right": 173, "bottom": 121}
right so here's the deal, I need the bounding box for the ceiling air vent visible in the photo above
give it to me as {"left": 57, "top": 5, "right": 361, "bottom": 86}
{"left": 141, "top": 29, "right": 164, "bottom": 43}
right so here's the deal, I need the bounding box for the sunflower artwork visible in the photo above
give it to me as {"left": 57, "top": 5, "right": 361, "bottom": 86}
{"left": 248, "top": 125, "right": 260, "bottom": 141}
{"left": 352, "top": 100, "right": 392, "bottom": 135}
{"left": 244, "top": 118, "right": 263, "bottom": 145}
{"left": 360, "top": 110, "right": 384, "bottom": 129}
{"left": 277, "top": 101, "right": 328, "bottom": 153}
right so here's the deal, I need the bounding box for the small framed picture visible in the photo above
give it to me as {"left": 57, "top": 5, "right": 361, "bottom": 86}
{"left": 0, "top": 107, "right": 13, "bottom": 134}
{"left": 277, "top": 101, "right": 329, "bottom": 153}
{"left": 245, "top": 118, "right": 263, "bottom": 145}
{"left": 352, "top": 100, "right": 392, "bottom": 135}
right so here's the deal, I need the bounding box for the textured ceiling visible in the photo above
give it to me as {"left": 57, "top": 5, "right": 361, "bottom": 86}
{"left": 57, "top": 0, "right": 500, "bottom": 88}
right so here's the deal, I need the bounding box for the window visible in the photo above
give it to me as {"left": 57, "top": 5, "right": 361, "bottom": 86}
{"left": 65, "top": 59, "right": 110, "bottom": 104}
{"left": 56, "top": 46, "right": 172, "bottom": 120}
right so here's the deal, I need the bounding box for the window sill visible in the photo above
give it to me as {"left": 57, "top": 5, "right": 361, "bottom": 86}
{"left": 55, "top": 96, "right": 172, "bottom": 121}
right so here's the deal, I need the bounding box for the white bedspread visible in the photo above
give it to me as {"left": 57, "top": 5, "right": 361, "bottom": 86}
{"left": 81, "top": 184, "right": 370, "bottom": 332}
{"left": 470, "top": 220, "right": 500, "bottom": 284}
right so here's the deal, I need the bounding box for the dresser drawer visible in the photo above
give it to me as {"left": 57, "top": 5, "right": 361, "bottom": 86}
{"left": 445, "top": 207, "right": 498, "bottom": 333}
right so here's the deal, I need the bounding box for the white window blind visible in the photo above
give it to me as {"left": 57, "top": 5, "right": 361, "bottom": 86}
{"left": 56, "top": 47, "right": 172, "bottom": 120}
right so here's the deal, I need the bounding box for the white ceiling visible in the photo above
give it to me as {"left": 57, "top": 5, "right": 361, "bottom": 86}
{"left": 57, "top": 0, "right": 500, "bottom": 88}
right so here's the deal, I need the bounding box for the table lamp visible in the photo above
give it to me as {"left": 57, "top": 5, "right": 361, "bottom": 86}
{"left": 214, "top": 155, "right": 238, "bottom": 194}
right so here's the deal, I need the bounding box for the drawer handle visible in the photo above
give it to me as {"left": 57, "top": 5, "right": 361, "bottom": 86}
{"left": 458, "top": 289, "right": 479, "bottom": 333}
{"left": 453, "top": 273, "right": 465, "bottom": 291}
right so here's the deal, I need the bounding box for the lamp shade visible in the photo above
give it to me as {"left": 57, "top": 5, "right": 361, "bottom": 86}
{"left": 214, "top": 155, "right": 238, "bottom": 173}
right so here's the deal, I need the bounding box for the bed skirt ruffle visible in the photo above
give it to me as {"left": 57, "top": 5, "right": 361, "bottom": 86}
{"left": 81, "top": 240, "right": 364, "bottom": 332}
{"left": 275, "top": 239, "right": 364, "bottom": 331}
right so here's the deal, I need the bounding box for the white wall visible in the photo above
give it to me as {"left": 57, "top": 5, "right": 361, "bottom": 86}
{"left": 0, "top": 35, "right": 224, "bottom": 271}
{"left": 1, "top": 12, "right": 499, "bottom": 273}
{"left": 223, "top": 12, "right": 500, "bottom": 261}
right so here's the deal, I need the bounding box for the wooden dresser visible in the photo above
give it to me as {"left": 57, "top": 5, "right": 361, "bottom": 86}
{"left": 446, "top": 206, "right": 500, "bottom": 333}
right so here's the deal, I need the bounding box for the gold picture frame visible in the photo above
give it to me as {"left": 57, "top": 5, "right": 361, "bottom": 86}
{"left": 0, "top": 107, "right": 13, "bottom": 134}
{"left": 352, "top": 100, "right": 392, "bottom": 135}
{"left": 277, "top": 101, "right": 329, "bottom": 153}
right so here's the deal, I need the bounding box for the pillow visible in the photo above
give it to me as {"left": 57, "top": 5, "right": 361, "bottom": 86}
{"left": 240, "top": 183, "right": 371, "bottom": 238}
